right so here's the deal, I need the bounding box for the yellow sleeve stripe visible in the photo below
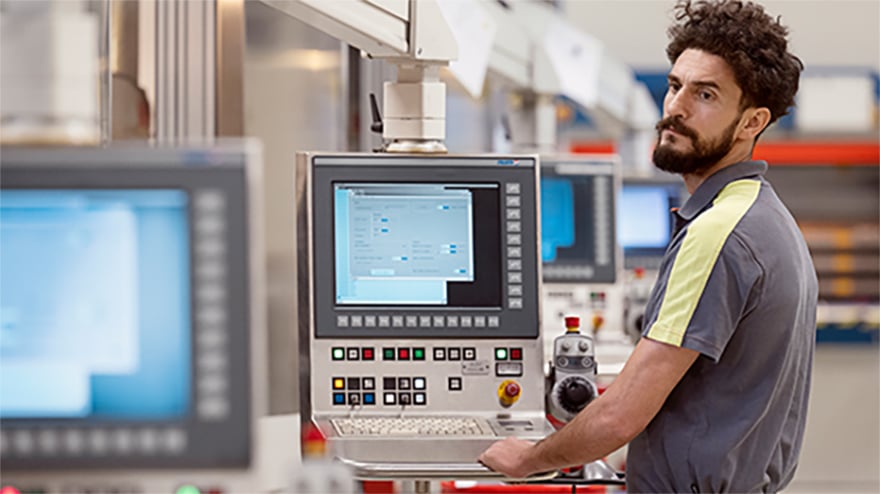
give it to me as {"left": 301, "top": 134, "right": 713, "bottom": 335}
{"left": 647, "top": 179, "right": 761, "bottom": 347}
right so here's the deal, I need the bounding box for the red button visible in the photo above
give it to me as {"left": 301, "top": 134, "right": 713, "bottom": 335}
{"left": 398, "top": 348, "right": 410, "bottom": 360}
{"left": 510, "top": 348, "right": 522, "bottom": 360}
{"left": 362, "top": 348, "right": 374, "bottom": 360}
{"left": 504, "top": 382, "right": 521, "bottom": 398}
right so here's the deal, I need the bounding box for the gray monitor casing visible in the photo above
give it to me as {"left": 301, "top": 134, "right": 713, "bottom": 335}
{"left": 0, "top": 143, "right": 267, "bottom": 471}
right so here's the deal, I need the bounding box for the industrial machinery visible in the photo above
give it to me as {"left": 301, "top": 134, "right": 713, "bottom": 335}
{"left": 540, "top": 155, "right": 626, "bottom": 374}
{"left": 0, "top": 143, "right": 296, "bottom": 493}
{"left": 618, "top": 176, "right": 687, "bottom": 342}
{"left": 546, "top": 316, "right": 598, "bottom": 424}
{"left": 296, "top": 152, "right": 558, "bottom": 479}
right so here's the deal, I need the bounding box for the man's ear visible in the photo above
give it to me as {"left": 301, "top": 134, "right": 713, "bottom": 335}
{"left": 739, "top": 107, "right": 772, "bottom": 140}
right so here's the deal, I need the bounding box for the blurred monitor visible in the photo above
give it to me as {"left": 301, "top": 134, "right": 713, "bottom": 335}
{"left": 618, "top": 177, "right": 686, "bottom": 269}
{"left": 0, "top": 144, "right": 264, "bottom": 470}
{"left": 540, "top": 156, "right": 619, "bottom": 284}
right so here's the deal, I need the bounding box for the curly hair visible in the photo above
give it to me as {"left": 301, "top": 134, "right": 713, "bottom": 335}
{"left": 666, "top": 0, "right": 804, "bottom": 125}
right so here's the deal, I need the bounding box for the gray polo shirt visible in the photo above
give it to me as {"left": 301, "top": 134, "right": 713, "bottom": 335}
{"left": 626, "top": 161, "right": 818, "bottom": 493}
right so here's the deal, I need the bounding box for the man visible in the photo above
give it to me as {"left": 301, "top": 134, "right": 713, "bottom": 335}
{"left": 479, "top": 1, "right": 817, "bottom": 492}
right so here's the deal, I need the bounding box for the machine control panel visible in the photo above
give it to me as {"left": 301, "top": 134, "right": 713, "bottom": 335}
{"left": 314, "top": 340, "right": 540, "bottom": 412}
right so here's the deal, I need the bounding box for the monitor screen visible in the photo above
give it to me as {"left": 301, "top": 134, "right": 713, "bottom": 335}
{"left": 1, "top": 190, "right": 190, "bottom": 421}
{"left": 618, "top": 180, "right": 685, "bottom": 263}
{"left": 307, "top": 154, "right": 539, "bottom": 339}
{"left": 540, "top": 158, "right": 618, "bottom": 283}
{"left": 0, "top": 145, "right": 257, "bottom": 470}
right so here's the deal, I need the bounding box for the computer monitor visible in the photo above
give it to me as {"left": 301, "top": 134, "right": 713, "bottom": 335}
{"left": 296, "top": 153, "right": 553, "bottom": 467}
{"left": 540, "top": 156, "right": 619, "bottom": 284}
{"left": 618, "top": 177, "right": 686, "bottom": 269}
{"left": 0, "top": 144, "right": 265, "bottom": 471}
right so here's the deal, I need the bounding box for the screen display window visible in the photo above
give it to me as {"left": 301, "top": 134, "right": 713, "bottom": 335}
{"left": 333, "top": 182, "right": 501, "bottom": 307}
{"left": 0, "top": 189, "right": 191, "bottom": 420}
{"left": 618, "top": 185, "right": 674, "bottom": 250}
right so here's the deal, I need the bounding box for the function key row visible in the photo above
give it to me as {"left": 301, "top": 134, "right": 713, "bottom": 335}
{"left": 332, "top": 377, "right": 427, "bottom": 391}
{"left": 336, "top": 315, "right": 500, "bottom": 329}
{"left": 331, "top": 347, "right": 483, "bottom": 362}
{"left": 332, "top": 392, "right": 427, "bottom": 407}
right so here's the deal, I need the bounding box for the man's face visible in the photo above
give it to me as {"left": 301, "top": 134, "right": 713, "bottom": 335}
{"left": 653, "top": 49, "right": 745, "bottom": 175}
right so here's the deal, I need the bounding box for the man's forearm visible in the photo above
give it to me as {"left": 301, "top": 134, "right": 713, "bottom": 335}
{"left": 528, "top": 391, "right": 634, "bottom": 471}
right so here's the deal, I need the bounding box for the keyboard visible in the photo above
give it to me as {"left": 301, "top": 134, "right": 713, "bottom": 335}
{"left": 331, "top": 416, "right": 494, "bottom": 437}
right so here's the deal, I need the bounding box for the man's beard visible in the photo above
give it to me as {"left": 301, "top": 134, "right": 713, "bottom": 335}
{"left": 652, "top": 115, "right": 740, "bottom": 175}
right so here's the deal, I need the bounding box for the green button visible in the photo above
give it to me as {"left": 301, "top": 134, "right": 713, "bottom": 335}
{"left": 495, "top": 348, "right": 508, "bottom": 360}
{"left": 384, "top": 348, "right": 395, "bottom": 360}
{"left": 175, "top": 485, "right": 202, "bottom": 494}
{"left": 413, "top": 348, "right": 425, "bottom": 360}
{"left": 332, "top": 348, "right": 345, "bottom": 360}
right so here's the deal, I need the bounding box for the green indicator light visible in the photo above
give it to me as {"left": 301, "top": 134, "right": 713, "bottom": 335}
{"left": 414, "top": 348, "right": 425, "bottom": 360}
{"left": 332, "top": 348, "right": 345, "bottom": 360}
{"left": 384, "top": 348, "right": 395, "bottom": 359}
{"left": 175, "top": 485, "right": 202, "bottom": 494}
{"left": 495, "top": 348, "right": 508, "bottom": 360}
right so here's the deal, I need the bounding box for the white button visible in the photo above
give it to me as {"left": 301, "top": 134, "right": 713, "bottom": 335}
{"left": 446, "top": 316, "right": 459, "bottom": 327}
{"left": 460, "top": 316, "right": 472, "bottom": 327}
{"left": 506, "top": 196, "right": 521, "bottom": 207}
{"left": 414, "top": 393, "right": 426, "bottom": 405}
{"left": 393, "top": 316, "right": 405, "bottom": 327}
{"left": 197, "top": 307, "right": 227, "bottom": 326}
{"left": 64, "top": 430, "right": 84, "bottom": 454}
{"left": 506, "top": 208, "right": 521, "bottom": 220}
{"left": 508, "top": 259, "right": 522, "bottom": 270}
{"left": 406, "top": 316, "right": 418, "bottom": 327}
{"left": 139, "top": 429, "right": 159, "bottom": 454}
{"left": 509, "top": 285, "right": 523, "bottom": 296}
{"left": 384, "top": 393, "right": 397, "bottom": 405}
{"left": 433, "top": 316, "right": 445, "bottom": 327}
{"left": 13, "top": 431, "right": 34, "bottom": 454}
{"left": 350, "top": 316, "right": 363, "bottom": 327}
{"left": 413, "top": 378, "right": 426, "bottom": 390}
{"left": 164, "top": 429, "right": 187, "bottom": 453}
{"left": 195, "top": 191, "right": 225, "bottom": 211}
{"left": 337, "top": 315, "right": 349, "bottom": 327}
{"left": 508, "top": 247, "right": 521, "bottom": 258}
{"left": 199, "top": 398, "right": 230, "bottom": 420}
{"left": 113, "top": 429, "right": 133, "bottom": 453}
{"left": 420, "top": 316, "right": 432, "bottom": 327}
{"left": 474, "top": 316, "right": 486, "bottom": 327}
{"left": 364, "top": 316, "right": 376, "bottom": 327}
{"left": 488, "top": 316, "right": 500, "bottom": 327}
{"left": 378, "top": 316, "right": 390, "bottom": 327}
{"left": 507, "top": 221, "right": 521, "bottom": 232}
{"left": 508, "top": 272, "right": 522, "bottom": 283}
{"left": 507, "top": 234, "right": 521, "bottom": 245}
{"left": 89, "top": 430, "right": 108, "bottom": 454}
{"left": 509, "top": 298, "right": 523, "bottom": 309}
{"left": 38, "top": 430, "right": 58, "bottom": 454}
{"left": 506, "top": 183, "right": 521, "bottom": 194}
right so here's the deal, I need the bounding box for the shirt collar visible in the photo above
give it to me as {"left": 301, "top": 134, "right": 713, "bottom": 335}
{"left": 676, "top": 160, "right": 768, "bottom": 221}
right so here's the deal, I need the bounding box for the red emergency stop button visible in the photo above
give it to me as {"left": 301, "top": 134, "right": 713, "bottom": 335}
{"left": 498, "top": 379, "right": 521, "bottom": 407}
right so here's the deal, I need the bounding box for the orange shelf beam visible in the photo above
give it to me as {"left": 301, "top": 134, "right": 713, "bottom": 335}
{"left": 571, "top": 140, "right": 880, "bottom": 166}
{"left": 753, "top": 140, "right": 880, "bottom": 166}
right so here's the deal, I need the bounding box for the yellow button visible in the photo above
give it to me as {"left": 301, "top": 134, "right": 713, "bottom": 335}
{"left": 333, "top": 378, "right": 345, "bottom": 389}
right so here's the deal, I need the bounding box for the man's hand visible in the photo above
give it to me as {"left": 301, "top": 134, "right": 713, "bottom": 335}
{"left": 478, "top": 437, "right": 540, "bottom": 479}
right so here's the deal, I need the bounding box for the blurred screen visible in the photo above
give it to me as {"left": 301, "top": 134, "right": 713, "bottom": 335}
{"left": 618, "top": 185, "right": 672, "bottom": 249}
{"left": 0, "top": 189, "right": 191, "bottom": 420}
{"left": 540, "top": 178, "right": 575, "bottom": 263}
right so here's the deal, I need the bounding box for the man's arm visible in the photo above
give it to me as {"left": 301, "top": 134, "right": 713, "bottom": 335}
{"left": 478, "top": 337, "right": 700, "bottom": 478}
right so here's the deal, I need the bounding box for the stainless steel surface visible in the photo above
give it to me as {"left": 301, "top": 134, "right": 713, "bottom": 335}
{"left": 338, "top": 457, "right": 559, "bottom": 481}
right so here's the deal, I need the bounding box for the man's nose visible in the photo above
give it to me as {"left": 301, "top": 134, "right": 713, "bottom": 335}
{"left": 665, "top": 90, "right": 689, "bottom": 120}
